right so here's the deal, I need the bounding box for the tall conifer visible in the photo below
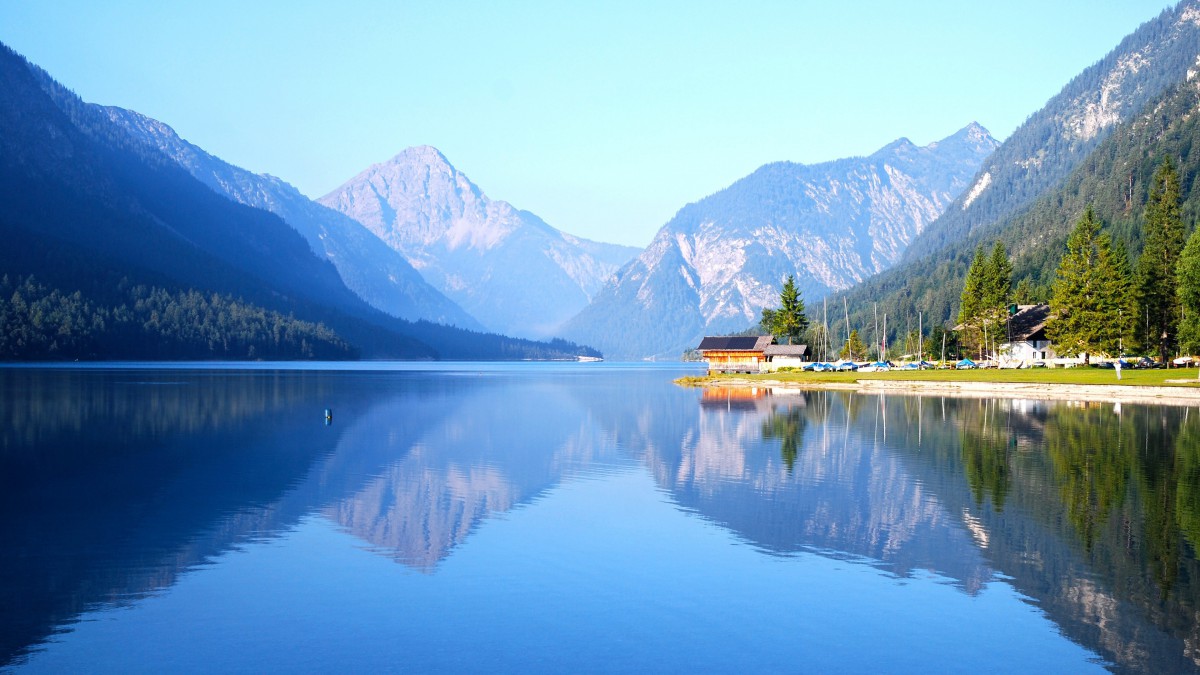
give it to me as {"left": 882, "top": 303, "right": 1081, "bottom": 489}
{"left": 982, "top": 240, "right": 1013, "bottom": 311}
{"left": 957, "top": 245, "right": 987, "bottom": 355}
{"left": 957, "top": 241, "right": 1012, "bottom": 358}
{"left": 1049, "top": 208, "right": 1130, "bottom": 363}
{"left": 767, "top": 275, "right": 808, "bottom": 345}
{"left": 1136, "top": 159, "right": 1185, "bottom": 362}
{"left": 1176, "top": 227, "right": 1200, "bottom": 355}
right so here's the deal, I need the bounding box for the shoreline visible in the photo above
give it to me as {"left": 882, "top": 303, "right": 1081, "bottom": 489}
{"left": 685, "top": 376, "right": 1200, "bottom": 407}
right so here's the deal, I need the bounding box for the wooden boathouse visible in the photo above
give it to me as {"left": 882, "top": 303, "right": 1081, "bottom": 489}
{"left": 696, "top": 336, "right": 774, "bottom": 373}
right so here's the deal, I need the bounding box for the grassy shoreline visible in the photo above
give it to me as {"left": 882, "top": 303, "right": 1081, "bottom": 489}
{"left": 675, "top": 367, "right": 1200, "bottom": 389}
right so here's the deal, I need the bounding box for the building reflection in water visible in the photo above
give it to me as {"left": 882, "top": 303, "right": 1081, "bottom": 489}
{"left": 2, "top": 368, "right": 1198, "bottom": 674}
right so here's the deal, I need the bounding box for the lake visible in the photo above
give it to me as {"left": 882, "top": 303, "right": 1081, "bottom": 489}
{"left": 1, "top": 363, "right": 1197, "bottom": 673}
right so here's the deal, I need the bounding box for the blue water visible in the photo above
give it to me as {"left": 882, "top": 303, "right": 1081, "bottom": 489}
{"left": 1, "top": 363, "right": 1196, "bottom": 673}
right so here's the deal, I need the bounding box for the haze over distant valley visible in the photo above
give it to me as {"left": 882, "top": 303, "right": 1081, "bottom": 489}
{"left": 320, "top": 147, "right": 639, "bottom": 339}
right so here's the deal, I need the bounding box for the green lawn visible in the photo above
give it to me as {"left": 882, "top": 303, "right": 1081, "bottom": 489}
{"left": 682, "top": 366, "right": 1200, "bottom": 388}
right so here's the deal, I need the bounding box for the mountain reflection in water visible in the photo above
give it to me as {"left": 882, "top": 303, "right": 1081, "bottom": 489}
{"left": 681, "top": 387, "right": 1199, "bottom": 674}
{"left": 1, "top": 366, "right": 1197, "bottom": 673}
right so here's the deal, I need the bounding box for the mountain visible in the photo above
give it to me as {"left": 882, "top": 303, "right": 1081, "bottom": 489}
{"left": 907, "top": 3, "right": 1200, "bottom": 262}
{"left": 832, "top": 1, "right": 1200, "bottom": 342}
{"left": 95, "top": 106, "right": 482, "bottom": 330}
{"left": 0, "top": 42, "right": 597, "bottom": 361}
{"left": 318, "top": 146, "right": 640, "bottom": 338}
{"left": 560, "top": 124, "right": 998, "bottom": 360}
{"left": 986, "top": 72, "right": 1200, "bottom": 291}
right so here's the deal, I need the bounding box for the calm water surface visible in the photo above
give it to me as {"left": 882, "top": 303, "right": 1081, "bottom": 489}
{"left": 1, "top": 363, "right": 1198, "bottom": 673}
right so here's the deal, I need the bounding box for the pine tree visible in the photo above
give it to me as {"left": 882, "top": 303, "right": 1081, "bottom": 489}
{"left": 767, "top": 275, "right": 809, "bottom": 345}
{"left": 982, "top": 240, "right": 1013, "bottom": 357}
{"left": 1111, "top": 241, "right": 1136, "bottom": 356}
{"left": 982, "top": 240, "right": 1013, "bottom": 311}
{"left": 839, "top": 329, "right": 868, "bottom": 361}
{"left": 1176, "top": 226, "right": 1200, "bottom": 355}
{"left": 1136, "top": 158, "right": 1185, "bottom": 362}
{"left": 1048, "top": 208, "right": 1131, "bottom": 363}
{"left": 957, "top": 241, "right": 1012, "bottom": 359}
{"left": 957, "top": 245, "right": 987, "bottom": 356}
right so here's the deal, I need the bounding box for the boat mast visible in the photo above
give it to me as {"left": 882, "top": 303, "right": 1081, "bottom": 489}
{"left": 874, "top": 303, "right": 879, "bottom": 361}
{"left": 844, "top": 297, "right": 851, "bottom": 361}
{"left": 822, "top": 297, "right": 828, "bottom": 362}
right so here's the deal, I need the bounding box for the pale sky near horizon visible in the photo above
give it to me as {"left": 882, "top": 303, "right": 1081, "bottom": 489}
{"left": 0, "top": 1, "right": 1177, "bottom": 247}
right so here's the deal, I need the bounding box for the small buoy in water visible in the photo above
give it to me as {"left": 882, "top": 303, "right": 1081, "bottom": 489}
{"left": 324, "top": 408, "right": 333, "bottom": 425}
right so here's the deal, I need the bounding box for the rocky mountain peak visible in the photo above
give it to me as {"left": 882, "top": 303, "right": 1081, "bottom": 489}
{"left": 320, "top": 147, "right": 639, "bottom": 339}
{"left": 561, "top": 123, "right": 996, "bottom": 359}
{"left": 944, "top": 121, "right": 998, "bottom": 152}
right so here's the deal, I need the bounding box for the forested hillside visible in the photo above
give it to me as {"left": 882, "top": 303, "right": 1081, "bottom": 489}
{"left": 829, "top": 75, "right": 1200, "bottom": 351}
{"left": 0, "top": 276, "right": 357, "bottom": 360}
{"left": 904, "top": 4, "right": 1200, "bottom": 261}
{"left": 829, "top": 3, "right": 1200, "bottom": 347}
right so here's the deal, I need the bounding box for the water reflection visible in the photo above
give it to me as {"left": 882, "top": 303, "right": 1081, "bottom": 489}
{"left": 678, "top": 387, "right": 1200, "bottom": 674}
{"left": 642, "top": 387, "right": 995, "bottom": 594}
{"left": 317, "top": 381, "right": 616, "bottom": 569}
{"left": 2, "top": 368, "right": 1199, "bottom": 673}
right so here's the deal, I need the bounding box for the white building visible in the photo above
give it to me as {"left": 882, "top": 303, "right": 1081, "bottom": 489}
{"left": 761, "top": 344, "right": 809, "bottom": 372}
{"left": 999, "top": 304, "right": 1057, "bottom": 365}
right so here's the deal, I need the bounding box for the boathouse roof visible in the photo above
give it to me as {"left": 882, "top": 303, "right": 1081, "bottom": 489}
{"left": 697, "top": 335, "right": 774, "bottom": 351}
{"left": 764, "top": 344, "right": 807, "bottom": 357}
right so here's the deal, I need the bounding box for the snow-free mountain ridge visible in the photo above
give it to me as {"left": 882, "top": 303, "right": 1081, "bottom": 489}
{"left": 319, "top": 147, "right": 640, "bottom": 339}
{"left": 561, "top": 123, "right": 999, "bottom": 360}
{"left": 96, "top": 106, "right": 481, "bottom": 330}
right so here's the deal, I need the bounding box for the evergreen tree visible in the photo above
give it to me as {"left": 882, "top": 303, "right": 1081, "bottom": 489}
{"left": 1136, "top": 158, "right": 1185, "bottom": 362}
{"left": 982, "top": 240, "right": 1013, "bottom": 357}
{"left": 1111, "top": 241, "right": 1136, "bottom": 356}
{"left": 839, "top": 329, "right": 868, "bottom": 361}
{"left": 1176, "top": 226, "right": 1200, "bottom": 355}
{"left": 766, "top": 275, "right": 809, "bottom": 345}
{"left": 758, "top": 308, "right": 777, "bottom": 335}
{"left": 957, "top": 241, "right": 1012, "bottom": 359}
{"left": 1011, "top": 277, "right": 1047, "bottom": 305}
{"left": 957, "top": 245, "right": 988, "bottom": 355}
{"left": 982, "top": 240, "right": 1013, "bottom": 311}
{"left": 925, "top": 325, "right": 960, "bottom": 362}
{"left": 1048, "top": 209, "right": 1132, "bottom": 363}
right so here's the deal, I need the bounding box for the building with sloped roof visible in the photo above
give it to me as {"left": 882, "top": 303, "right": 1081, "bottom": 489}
{"left": 696, "top": 336, "right": 774, "bottom": 373}
{"left": 1000, "top": 304, "right": 1057, "bottom": 364}
{"left": 763, "top": 344, "right": 809, "bottom": 370}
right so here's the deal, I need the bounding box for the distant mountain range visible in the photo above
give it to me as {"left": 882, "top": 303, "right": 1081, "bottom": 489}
{"left": 0, "top": 42, "right": 596, "bottom": 360}
{"left": 4, "top": 0, "right": 1195, "bottom": 361}
{"left": 319, "top": 147, "right": 640, "bottom": 339}
{"left": 96, "top": 106, "right": 481, "bottom": 330}
{"left": 561, "top": 124, "right": 998, "bottom": 359}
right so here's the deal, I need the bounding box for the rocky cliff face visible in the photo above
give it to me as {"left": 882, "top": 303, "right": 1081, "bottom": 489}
{"left": 561, "top": 123, "right": 998, "bottom": 360}
{"left": 98, "top": 108, "right": 480, "bottom": 329}
{"left": 905, "top": 1, "right": 1200, "bottom": 261}
{"left": 319, "top": 147, "right": 640, "bottom": 338}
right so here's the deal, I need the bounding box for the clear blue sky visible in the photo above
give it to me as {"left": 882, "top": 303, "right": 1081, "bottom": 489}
{"left": 0, "top": 1, "right": 1176, "bottom": 247}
